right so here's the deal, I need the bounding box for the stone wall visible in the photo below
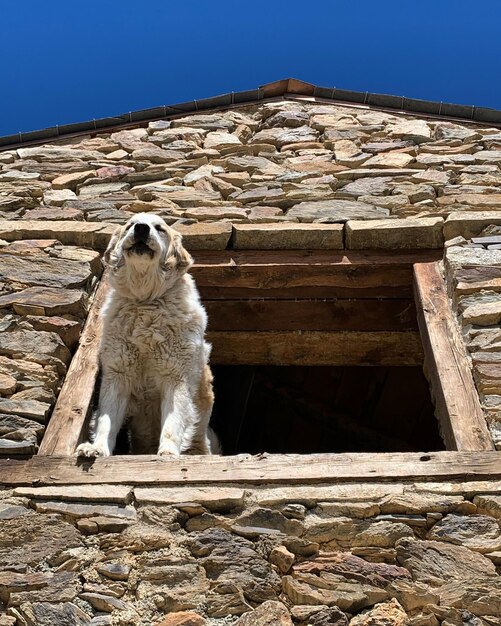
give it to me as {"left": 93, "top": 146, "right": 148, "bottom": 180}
{"left": 2, "top": 98, "right": 501, "bottom": 448}
{"left": 0, "top": 481, "right": 500, "bottom": 625}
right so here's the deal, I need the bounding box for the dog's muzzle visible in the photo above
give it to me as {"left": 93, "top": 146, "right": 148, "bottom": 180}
{"left": 128, "top": 223, "right": 154, "bottom": 256}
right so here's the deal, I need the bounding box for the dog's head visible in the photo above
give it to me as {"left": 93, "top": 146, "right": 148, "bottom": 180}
{"left": 104, "top": 213, "right": 193, "bottom": 300}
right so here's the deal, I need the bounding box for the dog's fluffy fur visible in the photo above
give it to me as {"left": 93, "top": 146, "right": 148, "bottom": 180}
{"left": 76, "top": 213, "right": 215, "bottom": 457}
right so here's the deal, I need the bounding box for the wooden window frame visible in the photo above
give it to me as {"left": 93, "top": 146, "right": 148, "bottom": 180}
{"left": 2, "top": 249, "right": 500, "bottom": 487}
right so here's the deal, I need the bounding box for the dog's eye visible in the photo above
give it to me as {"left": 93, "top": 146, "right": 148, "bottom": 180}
{"left": 155, "top": 225, "right": 163, "bottom": 232}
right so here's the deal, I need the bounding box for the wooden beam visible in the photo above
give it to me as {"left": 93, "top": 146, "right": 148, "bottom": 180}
{"left": 38, "top": 269, "right": 110, "bottom": 456}
{"left": 192, "top": 249, "right": 442, "bottom": 292}
{"left": 1, "top": 451, "right": 500, "bottom": 486}
{"left": 413, "top": 262, "right": 494, "bottom": 451}
{"left": 206, "top": 299, "right": 418, "bottom": 332}
{"left": 208, "top": 331, "right": 423, "bottom": 366}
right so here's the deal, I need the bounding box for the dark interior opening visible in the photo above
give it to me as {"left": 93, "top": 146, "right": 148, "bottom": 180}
{"left": 209, "top": 365, "right": 444, "bottom": 454}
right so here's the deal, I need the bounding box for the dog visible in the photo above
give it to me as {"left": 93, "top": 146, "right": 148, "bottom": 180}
{"left": 76, "top": 213, "right": 215, "bottom": 457}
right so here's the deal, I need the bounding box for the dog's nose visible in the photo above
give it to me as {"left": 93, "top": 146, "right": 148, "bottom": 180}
{"left": 134, "top": 223, "right": 150, "bottom": 241}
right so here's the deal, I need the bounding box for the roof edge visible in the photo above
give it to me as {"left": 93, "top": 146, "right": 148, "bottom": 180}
{"left": 2, "top": 77, "right": 501, "bottom": 151}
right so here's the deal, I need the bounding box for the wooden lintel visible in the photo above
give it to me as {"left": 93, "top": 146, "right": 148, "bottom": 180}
{"left": 38, "top": 269, "right": 110, "bottom": 456}
{"left": 413, "top": 262, "right": 494, "bottom": 451}
{"left": 192, "top": 249, "right": 442, "bottom": 292}
{"left": 208, "top": 330, "right": 423, "bottom": 366}
{"left": 206, "top": 299, "right": 418, "bottom": 332}
{"left": 1, "top": 451, "right": 500, "bottom": 486}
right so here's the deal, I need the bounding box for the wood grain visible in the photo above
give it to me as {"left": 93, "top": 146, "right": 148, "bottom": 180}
{"left": 38, "top": 269, "right": 110, "bottom": 456}
{"left": 413, "top": 262, "right": 494, "bottom": 451}
{"left": 2, "top": 451, "right": 500, "bottom": 486}
{"left": 206, "top": 299, "right": 418, "bottom": 332}
{"left": 208, "top": 331, "right": 423, "bottom": 366}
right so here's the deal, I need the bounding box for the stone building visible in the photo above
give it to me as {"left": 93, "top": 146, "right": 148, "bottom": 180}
{"left": 0, "top": 78, "right": 500, "bottom": 625}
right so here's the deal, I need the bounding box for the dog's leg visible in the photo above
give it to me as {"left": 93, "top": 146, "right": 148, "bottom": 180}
{"left": 76, "top": 376, "right": 129, "bottom": 457}
{"left": 158, "top": 384, "right": 196, "bottom": 456}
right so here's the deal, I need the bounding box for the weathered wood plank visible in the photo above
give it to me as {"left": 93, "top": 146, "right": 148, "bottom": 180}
{"left": 200, "top": 286, "right": 413, "bottom": 299}
{"left": 1, "top": 451, "right": 500, "bottom": 486}
{"left": 413, "top": 262, "right": 494, "bottom": 451}
{"left": 192, "top": 249, "right": 442, "bottom": 291}
{"left": 208, "top": 330, "right": 423, "bottom": 366}
{"left": 206, "top": 299, "right": 418, "bottom": 332}
{"left": 38, "top": 269, "right": 110, "bottom": 456}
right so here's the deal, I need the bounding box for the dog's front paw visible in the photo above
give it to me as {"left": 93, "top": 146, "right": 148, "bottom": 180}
{"left": 158, "top": 439, "right": 180, "bottom": 456}
{"left": 75, "top": 442, "right": 110, "bottom": 457}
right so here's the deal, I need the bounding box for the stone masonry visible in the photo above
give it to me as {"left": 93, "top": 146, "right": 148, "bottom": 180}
{"left": 0, "top": 481, "right": 500, "bottom": 625}
{"left": 2, "top": 95, "right": 501, "bottom": 625}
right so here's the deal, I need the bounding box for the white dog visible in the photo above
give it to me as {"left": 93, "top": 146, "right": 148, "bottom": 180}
{"left": 76, "top": 213, "right": 215, "bottom": 457}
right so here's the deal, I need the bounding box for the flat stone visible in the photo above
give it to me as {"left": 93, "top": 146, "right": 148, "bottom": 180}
{"left": 184, "top": 207, "right": 249, "bottom": 221}
{"left": 173, "top": 221, "right": 232, "bottom": 250}
{"left": 438, "top": 193, "right": 501, "bottom": 208}
{"left": 134, "top": 487, "right": 244, "bottom": 511}
{"left": 23, "top": 207, "right": 84, "bottom": 221}
{"left": 336, "top": 168, "right": 417, "bottom": 180}
{"left": 11, "top": 601, "right": 91, "bottom": 626}
{"left": 157, "top": 612, "right": 206, "bottom": 626}
{"left": 379, "top": 494, "right": 474, "bottom": 515}
{"left": 283, "top": 574, "right": 388, "bottom": 612}
{"left": 25, "top": 315, "right": 82, "bottom": 349}
{"left": 346, "top": 217, "right": 444, "bottom": 249}
{"left": 234, "top": 601, "right": 293, "bottom": 626}
{"left": 0, "top": 438, "right": 36, "bottom": 455}
{"left": 0, "top": 220, "right": 116, "bottom": 249}
{"left": 96, "top": 562, "right": 130, "bottom": 581}
{"left": 427, "top": 513, "right": 501, "bottom": 553}
{"left": 395, "top": 537, "right": 497, "bottom": 586}
{"left": 43, "top": 189, "right": 78, "bottom": 206}
{"left": 349, "top": 598, "right": 409, "bottom": 626}
{"left": 0, "top": 170, "right": 41, "bottom": 181}
{"left": 13, "top": 485, "right": 132, "bottom": 504}
{"left": 0, "top": 514, "right": 82, "bottom": 568}
{"left": 251, "top": 126, "right": 318, "bottom": 147}
{"left": 288, "top": 199, "right": 389, "bottom": 223}
{"left": 438, "top": 577, "right": 501, "bottom": 617}
{"left": 302, "top": 606, "right": 348, "bottom": 626}
{"left": 232, "top": 222, "right": 343, "bottom": 249}
{"left": 444, "top": 211, "right": 501, "bottom": 240}
{"left": 79, "top": 592, "right": 128, "bottom": 613}
{"left": 32, "top": 501, "right": 137, "bottom": 520}
{"left": 0, "top": 398, "right": 50, "bottom": 423}
{"left": 0, "top": 330, "right": 71, "bottom": 365}
{"left": 463, "top": 301, "right": 501, "bottom": 325}
{"left": 363, "top": 152, "right": 414, "bottom": 168}
{"left": 0, "top": 504, "right": 30, "bottom": 522}
{"left": 473, "top": 495, "right": 501, "bottom": 518}
{"left": 0, "top": 252, "right": 93, "bottom": 289}
{"left": 353, "top": 521, "right": 414, "bottom": 548}
{"left": 0, "top": 287, "right": 87, "bottom": 317}
{"left": 389, "top": 579, "right": 440, "bottom": 612}
{"left": 17, "top": 145, "right": 103, "bottom": 161}
{"left": 78, "top": 182, "right": 130, "bottom": 198}
{"left": 52, "top": 170, "right": 96, "bottom": 189}
{"left": 340, "top": 177, "right": 393, "bottom": 198}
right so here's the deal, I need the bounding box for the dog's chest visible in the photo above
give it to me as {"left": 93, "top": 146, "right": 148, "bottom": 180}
{"left": 106, "top": 301, "right": 192, "bottom": 360}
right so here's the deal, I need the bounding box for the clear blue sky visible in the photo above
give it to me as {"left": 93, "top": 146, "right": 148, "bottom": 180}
{"left": 1, "top": 1, "right": 501, "bottom": 136}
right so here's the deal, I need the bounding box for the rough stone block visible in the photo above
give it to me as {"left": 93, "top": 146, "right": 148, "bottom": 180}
{"left": 174, "top": 221, "right": 232, "bottom": 250}
{"left": 346, "top": 218, "right": 444, "bottom": 249}
{"left": 13, "top": 485, "right": 133, "bottom": 504}
{"left": 444, "top": 211, "right": 501, "bottom": 240}
{"left": 134, "top": 487, "right": 244, "bottom": 512}
{"left": 232, "top": 223, "right": 344, "bottom": 249}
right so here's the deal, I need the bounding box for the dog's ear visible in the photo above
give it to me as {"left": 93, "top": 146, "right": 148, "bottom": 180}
{"left": 163, "top": 231, "right": 193, "bottom": 274}
{"left": 103, "top": 229, "right": 124, "bottom": 269}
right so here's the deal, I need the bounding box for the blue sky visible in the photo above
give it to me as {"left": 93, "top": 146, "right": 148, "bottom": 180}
{"left": 1, "top": 1, "right": 500, "bottom": 136}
